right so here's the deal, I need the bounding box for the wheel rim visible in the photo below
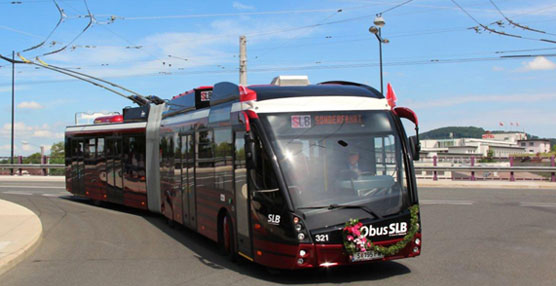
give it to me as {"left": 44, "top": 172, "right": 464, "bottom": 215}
{"left": 223, "top": 216, "right": 231, "bottom": 253}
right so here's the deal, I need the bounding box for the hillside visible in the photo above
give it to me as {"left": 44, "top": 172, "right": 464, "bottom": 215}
{"left": 420, "top": 126, "right": 486, "bottom": 140}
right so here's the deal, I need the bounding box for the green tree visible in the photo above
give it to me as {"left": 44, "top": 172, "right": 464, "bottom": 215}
{"left": 479, "top": 149, "right": 495, "bottom": 163}
{"left": 23, "top": 152, "right": 42, "bottom": 164}
{"left": 49, "top": 141, "right": 65, "bottom": 176}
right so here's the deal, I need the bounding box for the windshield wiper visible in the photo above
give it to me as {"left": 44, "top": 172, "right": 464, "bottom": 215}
{"left": 297, "top": 204, "right": 381, "bottom": 219}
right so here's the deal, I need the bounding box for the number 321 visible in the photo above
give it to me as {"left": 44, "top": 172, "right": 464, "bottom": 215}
{"left": 315, "top": 234, "right": 329, "bottom": 242}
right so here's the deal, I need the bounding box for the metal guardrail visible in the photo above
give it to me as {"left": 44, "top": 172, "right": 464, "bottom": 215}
{"left": 416, "top": 166, "right": 556, "bottom": 172}
{"left": 0, "top": 164, "right": 65, "bottom": 169}
{"left": 415, "top": 165, "right": 556, "bottom": 182}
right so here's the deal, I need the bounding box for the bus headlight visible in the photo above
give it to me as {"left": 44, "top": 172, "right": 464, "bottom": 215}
{"left": 297, "top": 233, "right": 305, "bottom": 241}
{"left": 295, "top": 224, "right": 302, "bottom": 232}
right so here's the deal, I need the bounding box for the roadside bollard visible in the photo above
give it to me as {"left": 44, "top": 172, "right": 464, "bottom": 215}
{"left": 18, "top": 155, "right": 22, "bottom": 176}
{"left": 471, "top": 156, "right": 475, "bottom": 181}
{"left": 42, "top": 154, "right": 47, "bottom": 176}
{"left": 433, "top": 155, "right": 438, "bottom": 181}
{"left": 551, "top": 155, "right": 555, "bottom": 183}
{"left": 509, "top": 157, "right": 515, "bottom": 182}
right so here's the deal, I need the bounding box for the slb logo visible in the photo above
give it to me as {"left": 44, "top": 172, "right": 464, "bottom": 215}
{"left": 360, "top": 222, "right": 408, "bottom": 237}
{"left": 291, "top": 115, "right": 311, "bottom": 128}
{"left": 267, "top": 214, "right": 280, "bottom": 225}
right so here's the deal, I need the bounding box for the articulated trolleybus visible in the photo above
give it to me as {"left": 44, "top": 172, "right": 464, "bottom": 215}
{"left": 65, "top": 76, "right": 422, "bottom": 269}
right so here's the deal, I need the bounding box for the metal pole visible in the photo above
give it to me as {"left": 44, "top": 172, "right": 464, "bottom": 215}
{"left": 378, "top": 29, "right": 383, "bottom": 95}
{"left": 239, "top": 35, "right": 247, "bottom": 86}
{"left": 10, "top": 51, "right": 15, "bottom": 175}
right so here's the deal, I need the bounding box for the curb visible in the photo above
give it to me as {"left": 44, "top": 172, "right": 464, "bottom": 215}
{"left": 0, "top": 199, "right": 43, "bottom": 277}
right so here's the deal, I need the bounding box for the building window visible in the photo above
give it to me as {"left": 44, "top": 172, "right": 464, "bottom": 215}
{"left": 521, "top": 142, "right": 526, "bottom": 146}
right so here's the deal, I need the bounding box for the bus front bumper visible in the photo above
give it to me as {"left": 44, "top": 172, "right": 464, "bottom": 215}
{"left": 253, "top": 232, "right": 421, "bottom": 270}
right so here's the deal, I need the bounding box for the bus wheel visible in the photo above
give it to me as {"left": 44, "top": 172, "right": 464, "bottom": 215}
{"left": 220, "top": 214, "right": 237, "bottom": 261}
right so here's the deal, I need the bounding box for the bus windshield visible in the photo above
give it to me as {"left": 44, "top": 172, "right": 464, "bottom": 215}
{"left": 259, "top": 110, "right": 410, "bottom": 217}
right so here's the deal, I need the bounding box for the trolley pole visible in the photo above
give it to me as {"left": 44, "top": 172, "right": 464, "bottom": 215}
{"left": 239, "top": 35, "right": 247, "bottom": 86}
{"left": 10, "top": 50, "right": 15, "bottom": 175}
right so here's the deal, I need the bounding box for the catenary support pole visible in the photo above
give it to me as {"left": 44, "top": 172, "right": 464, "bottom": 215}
{"left": 10, "top": 51, "right": 15, "bottom": 175}
{"left": 239, "top": 35, "right": 247, "bottom": 86}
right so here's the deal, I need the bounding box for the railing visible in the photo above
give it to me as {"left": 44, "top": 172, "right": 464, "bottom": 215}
{"left": 0, "top": 164, "right": 65, "bottom": 176}
{"left": 415, "top": 166, "right": 556, "bottom": 182}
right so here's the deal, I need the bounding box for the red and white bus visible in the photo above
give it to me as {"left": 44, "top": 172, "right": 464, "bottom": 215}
{"left": 65, "top": 76, "right": 422, "bottom": 269}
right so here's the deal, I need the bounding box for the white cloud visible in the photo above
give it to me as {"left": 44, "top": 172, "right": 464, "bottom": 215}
{"left": 17, "top": 101, "right": 44, "bottom": 110}
{"left": 522, "top": 56, "right": 556, "bottom": 71}
{"left": 22, "top": 144, "right": 34, "bottom": 151}
{"left": 15, "top": 18, "right": 322, "bottom": 80}
{"left": 492, "top": 66, "right": 504, "bottom": 72}
{"left": 233, "top": 2, "right": 255, "bottom": 10}
{"left": 0, "top": 85, "right": 28, "bottom": 93}
{"left": 0, "top": 144, "right": 17, "bottom": 152}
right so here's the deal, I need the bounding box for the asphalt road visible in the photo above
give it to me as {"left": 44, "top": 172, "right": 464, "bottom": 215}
{"left": 1, "top": 181, "right": 556, "bottom": 286}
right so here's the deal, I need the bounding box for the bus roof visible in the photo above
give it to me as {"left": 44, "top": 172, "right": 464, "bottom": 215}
{"left": 250, "top": 82, "right": 383, "bottom": 102}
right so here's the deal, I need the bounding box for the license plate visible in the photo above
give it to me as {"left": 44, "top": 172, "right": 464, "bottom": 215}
{"left": 351, "top": 251, "right": 384, "bottom": 262}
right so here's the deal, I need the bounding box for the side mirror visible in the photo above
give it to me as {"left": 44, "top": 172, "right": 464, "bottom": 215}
{"left": 409, "top": 135, "right": 420, "bottom": 161}
{"left": 245, "top": 133, "right": 258, "bottom": 170}
{"left": 394, "top": 107, "right": 420, "bottom": 161}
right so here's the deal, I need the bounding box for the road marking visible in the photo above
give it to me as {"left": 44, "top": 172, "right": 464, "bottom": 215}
{"left": 420, "top": 199, "right": 474, "bottom": 206}
{"left": 1, "top": 191, "right": 34, "bottom": 196}
{"left": 42, "top": 193, "right": 68, "bottom": 197}
{"left": 0, "top": 185, "right": 64, "bottom": 189}
{"left": 520, "top": 202, "right": 556, "bottom": 208}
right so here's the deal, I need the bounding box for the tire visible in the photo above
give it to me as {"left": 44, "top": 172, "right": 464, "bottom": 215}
{"left": 220, "top": 214, "right": 237, "bottom": 261}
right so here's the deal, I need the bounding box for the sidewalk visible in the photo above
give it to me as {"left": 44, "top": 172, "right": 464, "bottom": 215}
{"left": 0, "top": 199, "right": 42, "bottom": 277}
{"left": 418, "top": 179, "right": 556, "bottom": 189}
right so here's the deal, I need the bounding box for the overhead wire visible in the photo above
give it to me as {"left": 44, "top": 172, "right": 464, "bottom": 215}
{"left": 378, "top": 0, "right": 414, "bottom": 15}
{"left": 449, "top": 0, "right": 556, "bottom": 44}
{"left": 40, "top": 0, "right": 94, "bottom": 56}
{"left": 21, "top": 0, "right": 66, "bottom": 52}
{"left": 251, "top": 8, "right": 344, "bottom": 60}
{"left": 488, "top": 0, "right": 556, "bottom": 36}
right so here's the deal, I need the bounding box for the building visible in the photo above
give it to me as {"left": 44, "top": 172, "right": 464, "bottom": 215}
{"left": 420, "top": 132, "right": 528, "bottom": 159}
{"left": 518, "top": 139, "right": 551, "bottom": 154}
{"left": 482, "top": 132, "right": 527, "bottom": 143}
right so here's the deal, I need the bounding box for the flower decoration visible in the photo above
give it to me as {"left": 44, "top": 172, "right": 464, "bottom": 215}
{"left": 342, "top": 205, "right": 420, "bottom": 257}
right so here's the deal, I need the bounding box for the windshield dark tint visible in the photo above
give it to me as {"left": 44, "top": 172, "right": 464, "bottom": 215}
{"left": 260, "top": 111, "right": 409, "bottom": 216}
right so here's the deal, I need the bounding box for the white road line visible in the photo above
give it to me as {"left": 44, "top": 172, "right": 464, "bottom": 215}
{"left": 41, "top": 193, "right": 69, "bottom": 197}
{"left": 520, "top": 202, "right": 556, "bottom": 208}
{"left": 0, "top": 185, "right": 64, "bottom": 189}
{"left": 1, "top": 191, "right": 34, "bottom": 196}
{"left": 420, "top": 199, "right": 474, "bottom": 206}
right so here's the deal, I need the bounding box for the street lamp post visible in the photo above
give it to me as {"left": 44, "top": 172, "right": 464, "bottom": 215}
{"left": 369, "top": 15, "right": 388, "bottom": 95}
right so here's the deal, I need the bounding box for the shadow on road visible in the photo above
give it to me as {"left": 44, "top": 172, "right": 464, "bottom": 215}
{"left": 62, "top": 196, "right": 411, "bottom": 284}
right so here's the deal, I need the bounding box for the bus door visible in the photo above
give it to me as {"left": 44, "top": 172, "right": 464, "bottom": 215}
{"left": 234, "top": 131, "right": 252, "bottom": 258}
{"left": 181, "top": 133, "right": 196, "bottom": 229}
{"left": 71, "top": 138, "right": 85, "bottom": 195}
{"left": 105, "top": 137, "right": 120, "bottom": 202}
{"left": 106, "top": 137, "right": 124, "bottom": 203}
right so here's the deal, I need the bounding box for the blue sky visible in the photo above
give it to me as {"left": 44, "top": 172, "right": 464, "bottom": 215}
{"left": 1, "top": 0, "right": 556, "bottom": 156}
